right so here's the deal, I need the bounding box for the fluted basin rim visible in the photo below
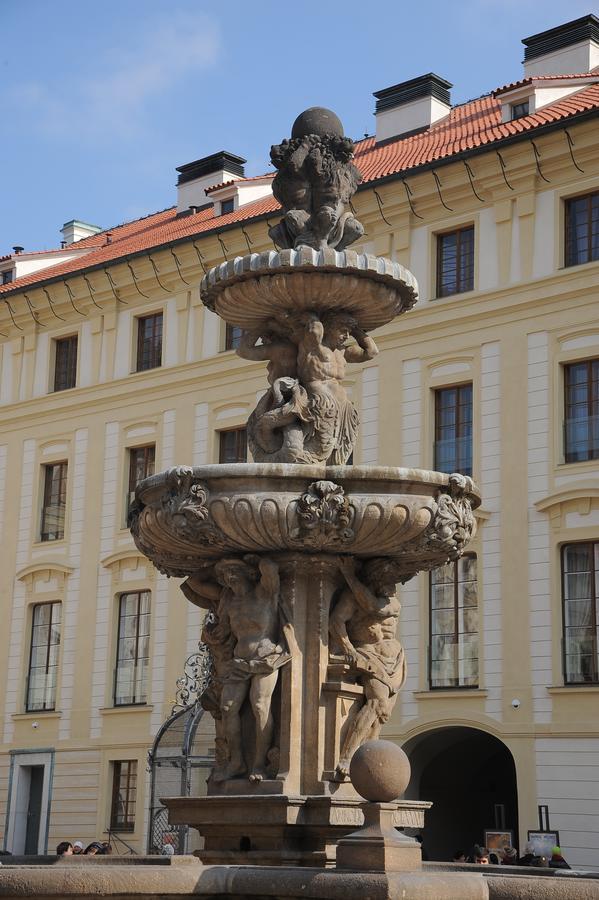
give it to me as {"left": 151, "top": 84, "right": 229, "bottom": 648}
{"left": 135, "top": 463, "right": 481, "bottom": 508}
{"left": 199, "top": 249, "right": 419, "bottom": 333}
{"left": 131, "top": 463, "right": 480, "bottom": 577}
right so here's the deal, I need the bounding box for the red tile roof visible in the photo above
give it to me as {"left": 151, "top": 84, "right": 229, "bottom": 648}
{"left": 2, "top": 82, "right": 599, "bottom": 297}
{"left": 493, "top": 72, "right": 599, "bottom": 96}
{"left": 205, "top": 173, "right": 274, "bottom": 194}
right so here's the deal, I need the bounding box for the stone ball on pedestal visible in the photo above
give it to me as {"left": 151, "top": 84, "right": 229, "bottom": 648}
{"left": 349, "top": 739, "right": 411, "bottom": 803}
{"left": 291, "top": 107, "right": 344, "bottom": 139}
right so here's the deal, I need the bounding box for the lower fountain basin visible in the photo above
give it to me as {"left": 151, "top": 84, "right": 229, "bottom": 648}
{"left": 130, "top": 464, "right": 479, "bottom": 579}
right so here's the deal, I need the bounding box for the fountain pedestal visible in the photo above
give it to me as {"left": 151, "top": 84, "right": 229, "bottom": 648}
{"left": 131, "top": 463, "right": 478, "bottom": 866}
{"left": 166, "top": 794, "right": 429, "bottom": 867}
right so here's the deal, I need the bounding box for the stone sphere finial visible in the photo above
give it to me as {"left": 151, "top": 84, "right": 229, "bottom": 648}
{"left": 349, "top": 739, "right": 411, "bottom": 803}
{"left": 291, "top": 107, "right": 344, "bottom": 139}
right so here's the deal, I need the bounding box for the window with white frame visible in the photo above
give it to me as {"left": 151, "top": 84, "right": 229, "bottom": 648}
{"left": 114, "top": 591, "right": 150, "bottom": 705}
{"left": 429, "top": 554, "right": 478, "bottom": 689}
{"left": 562, "top": 542, "right": 599, "bottom": 684}
{"left": 26, "top": 602, "right": 61, "bottom": 711}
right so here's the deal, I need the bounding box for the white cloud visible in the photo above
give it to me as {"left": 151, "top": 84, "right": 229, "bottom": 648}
{"left": 8, "top": 11, "right": 220, "bottom": 142}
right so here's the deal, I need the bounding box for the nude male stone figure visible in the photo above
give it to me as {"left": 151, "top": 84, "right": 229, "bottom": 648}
{"left": 239, "top": 313, "right": 377, "bottom": 464}
{"left": 236, "top": 325, "right": 299, "bottom": 384}
{"left": 296, "top": 312, "right": 378, "bottom": 463}
{"left": 183, "top": 556, "right": 294, "bottom": 783}
{"left": 329, "top": 556, "right": 406, "bottom": 780}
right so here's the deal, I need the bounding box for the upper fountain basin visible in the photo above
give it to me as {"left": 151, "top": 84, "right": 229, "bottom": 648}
{"left": 200, "top": 249, "right": 418, "bottom": 332}
{"left": 129, "top": 464, "right": 479, "bottom": 581}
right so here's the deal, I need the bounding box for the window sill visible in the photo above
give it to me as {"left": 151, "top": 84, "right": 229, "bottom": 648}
{"left": 556, "top": 458, "right": 599, "bottom": 473}
{"left": 99, "top": 705, "right": 153, "bottom": 715}
{"left": 559, "top": 259, "right": 599, "bottom": 273}
{"left": 431, "top": 289, "right": 477, "bottom": 303}
{"left": 413, "top": 689, "right": 487, "bottom": 699}
{"left": 32, "top": 539, "right": 67, "bottom": 549}
{"left": 547, "top": 685, "right": 599, "bottom": 694}
{"left": 131, "top": 366, "right": 163, "bottom": 375}
{"left": 12, "top": 710, "right": 62, "bottom": 720}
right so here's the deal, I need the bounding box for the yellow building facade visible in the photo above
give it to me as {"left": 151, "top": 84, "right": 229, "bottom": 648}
{"left": 1, "top": 16, "right": 599, "bottom": 867}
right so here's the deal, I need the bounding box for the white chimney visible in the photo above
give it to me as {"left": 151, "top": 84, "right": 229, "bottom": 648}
{"left": 176, "top": 151, "right": 246, "bottom": 213}
{"left": 374, "top": 73, "right": 452, "bottom": 143}
{"left": 61, "top": 220, "right": 102, "bottom": 245}
{"left": 523, "top": 14, "right": 599, "bottom": 78}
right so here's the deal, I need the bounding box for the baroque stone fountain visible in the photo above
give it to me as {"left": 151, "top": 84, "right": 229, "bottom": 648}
{"left": 130, "top": 107, "right": 479, "bottom": 871}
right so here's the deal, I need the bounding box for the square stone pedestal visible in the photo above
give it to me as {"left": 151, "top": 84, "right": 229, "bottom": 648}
{"left": 336, "top": 802, "right": 422, "bottom": 872}
{"left": 165, "top": 795, "right": 431, "bottom": 867}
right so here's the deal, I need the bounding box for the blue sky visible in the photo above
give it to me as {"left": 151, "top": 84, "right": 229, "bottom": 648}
{"left": 1, "top": 0, "right": 593, "bottom": 254}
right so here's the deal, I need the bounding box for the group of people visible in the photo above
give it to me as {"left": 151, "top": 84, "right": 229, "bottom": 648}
{"left": 452, "top": 843, "right": 571, "bottom": 868}
{"left": 56, "top": 840, "right": 112, "bottom": 856}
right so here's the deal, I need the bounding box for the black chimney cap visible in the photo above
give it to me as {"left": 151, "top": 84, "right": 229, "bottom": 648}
{"left": 12, "top": 245, "right": 24, "bottom": 254}
{"left": 176, "top": 151, "right": 246, "bottom": 186}
{"left": 373, "top": 74, "right": 452, "bottom": 113}
{"left": 522, "top": 14, "right": 599, "bottom": 62}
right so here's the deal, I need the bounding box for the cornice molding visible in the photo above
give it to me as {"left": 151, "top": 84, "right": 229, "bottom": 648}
{"left": 535, "top": 484, "right": 599, "bottom": 530}
{"left": 16, "top": 562, "right": 74, "bottom": 581}
{"left": 100, "top": 549, "right": 147, "bottom": 569}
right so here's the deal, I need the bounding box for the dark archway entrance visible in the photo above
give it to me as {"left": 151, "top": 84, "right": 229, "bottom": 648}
{"left": 403, "top": 727, "right": 518, "bottom": 862}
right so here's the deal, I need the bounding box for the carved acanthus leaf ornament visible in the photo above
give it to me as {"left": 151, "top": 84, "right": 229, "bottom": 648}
{"left": 291, "top": 480, "right": 354, "bottom": 549}
{"left": 129, "top": 466, "right": 227, "bottom": 576}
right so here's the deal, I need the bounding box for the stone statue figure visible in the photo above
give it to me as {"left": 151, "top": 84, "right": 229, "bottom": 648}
{"left": 240, "top": 312, "right": 378, "bottom": 465}
{"left": 182, "top": 556, "right": 296, "bottom": 783}
{"left": 329, "top": 556, "right": 406, "bottom": 781}
{"left": 268, "top": 107, "right": 364, "bottom": 251}
{"left": 238, "top": 323, "right": 312, "bottom": 463}
{"left": 297, "top": 312, "right": 377, "bottom": 464}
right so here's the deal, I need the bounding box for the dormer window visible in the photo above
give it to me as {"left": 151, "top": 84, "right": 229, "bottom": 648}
{"left": 221, "top": 198, "right": 235, "bottom": 215}
{"left": 511, "top": 100, "right": 529, "bottom": 119}
{"left": 1, "top": 270, "right": 13, "bottom": 284}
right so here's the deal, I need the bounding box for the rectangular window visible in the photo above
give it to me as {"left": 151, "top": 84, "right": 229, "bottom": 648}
{"left": 218, "top": 428, "right": 247, "bottom": 463}
{"left": 436, "top": 225, "right": 474, "bottom": 297}
{"left": 564, "top": 359, "right": 599, "bottom": 463}
{"left": 136, "top": 312, "right": 163, "bottom": 372}
{"left": 53, "top": 335, "right": 78, "bottom": 392}
{"left": 26, "top": 602, "right": 61, "bottom": 711}
{"left": 511, "top": 101, "right": 529, "bottom": 119}
{"left": 1, "top": 270, "right": 14, "bottom": 284}
{"left": 127, "top": 445, "right": 155, "bottom": 516}
{"left": 434, "top": 384, "right": 473, "bottom": 476}
{"left": 562, "top": 543, "right": 599, "bottom": 684}
{"left": 565, "top": 192, "right": 599, "bottom": 267}
{"left": 40, "top": 462, "right": 67, "bottom": 541}
{"left": 221, "top": 198, "right": 235, "bottom": 215}
{"left": 110, "top": 760, "right": 137, "bottom": 832}
{"left": 430, "top": 555, "right": 478, "bottom": 689}
{"left": 114, "top": 591, "right": 150, "bottom": 706}
{"left": 224, "top": 323, "right": 242, "bottom": 351}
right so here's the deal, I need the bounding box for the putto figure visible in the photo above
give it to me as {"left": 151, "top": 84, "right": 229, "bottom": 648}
{"left": 182, "top": 556, "right": 296, "bottom": 783}
{"left": 268, "top": 107, "right": 365, "bottom": 251}
{"left": 329, "top": 556, "right": 406, "bottom": 781}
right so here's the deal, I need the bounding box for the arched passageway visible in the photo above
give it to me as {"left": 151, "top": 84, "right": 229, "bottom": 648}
{"left": 403, "top": 726, "right": 518, "bottom": 862}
